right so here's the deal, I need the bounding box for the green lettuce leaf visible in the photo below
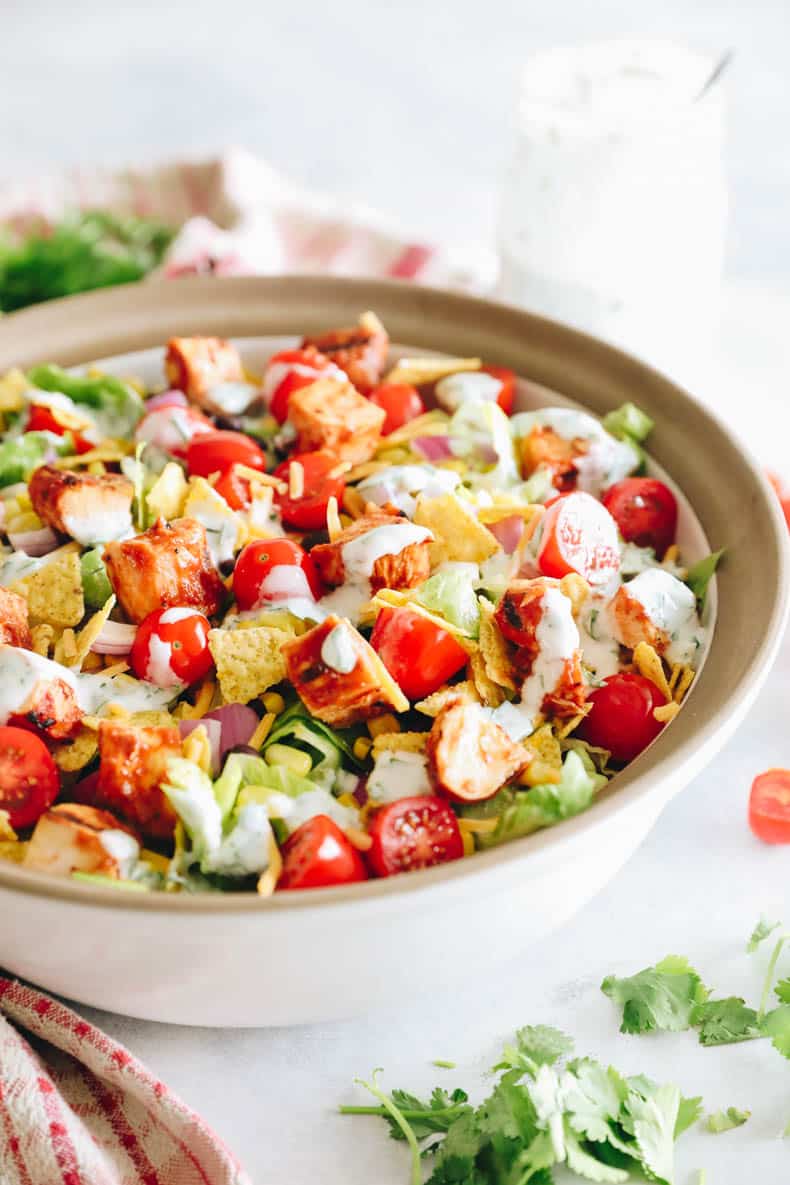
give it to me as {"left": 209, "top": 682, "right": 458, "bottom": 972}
{"left": 0, "top": 429, "right": 73, "bottom": 486}
{"left": 448, "top": 399, "right": 520, "bottom": 489}
{"left": 28, "top": 363, "right": 144, "bottom": 437}
{"left": 602, "top": 402, "right": 655, "bottom": 443}
{"left": 413, "top": 568, "right": 481, "bottom": 637}
{"left": 685, "top": 550, "right": 724, "bottom": 608}
{"left": 479, "top": 749, "right": 607, "bottom": 848}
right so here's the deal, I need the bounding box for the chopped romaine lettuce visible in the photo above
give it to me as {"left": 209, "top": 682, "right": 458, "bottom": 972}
{"left": 413, "top": 568, "right": 480, "bottom": 637}
{"left": 603, "top": 401, "right": 655, "bottom": 443}
{"left": 27, "top": 364, "right": 144, "bottom": 437}
{"left": 80, "top": 547, "right": 113, "bottom": 607}
{"left": 162, "top": 758, "right": 222, "bottom": 865}
{"left": 0, "top": 429, "right": 73, "bottom": 486}
{"left": 264, "top": 703, "right": 362, "bottom": 789}
{"left": 520, "top": 463, "right": 556, "bottom": 504}
{"left": 478, "top": 750, "right": 607, "bottom": 848}
{"left": 448, "top": 400, "right": 520, "bottom": 489}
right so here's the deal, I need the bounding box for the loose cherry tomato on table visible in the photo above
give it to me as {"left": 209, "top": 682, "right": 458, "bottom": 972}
{"left": 367, "top": 383, "right": 425, "bottom": 435}
{"left": 186, "top": 430, "right": 266, "bottom": 478}
{"left": 578, "top": 672, "right": 668, "bottom": 763}
{"left": 748, "top": 769, "right": 790, "bottom": 844}
{"left": 134, "top": 405, "right": 214, "bottom": 459}
{"left": 767, "top": 473, "right": 790, "bottom": 533}
{"left": 233, "top": 538, "right": 323, "bottom": 611}
{"left": 0, "top": 726, "right": 59, "bottom": 830}
{"left": 130, "top": 608, "right": 213, "bottom": 688}
{"left": 369, "top": 606, "right": 468, "bottom": 701}
{"left": 603, "top": 477, "right": 678, "bottom": 557}
{"left": 278, "top": 815, "right": 368, "bottom": 889}
{"left": 273, "top": 450, "right": 346, "bottom": 531}
{"left": 26, "top": 404, "right": 95, "bottom": 454}
{"left": 482, "top": 365, "right": 516, "bottom": 415}
{"left": 264, "top": 348, "right": 337, "bottom": 424}
{"left": 367, "top": 796, "right": 464, "bottom": 877}
{"left": 538, "top": 491, "right": 621, "bottom": 587}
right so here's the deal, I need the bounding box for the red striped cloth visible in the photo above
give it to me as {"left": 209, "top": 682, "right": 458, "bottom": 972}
{"left": 0, "top": 978, "right": 250, "bottom": 1185}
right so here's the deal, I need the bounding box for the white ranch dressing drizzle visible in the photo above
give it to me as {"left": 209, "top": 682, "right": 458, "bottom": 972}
{"left": 435, "top": 372, "right": 503, "bottom": 413}
{"left": 319, "top": 522, "right": 433, "bottom": 625}
{"left": 61, "top": 503, "right": 132, "bottom": 547}
{"left": 98, "top": 829, "right": 140, "bottom": 876}
{"left": 205, "top": 381, "right": 258, "bottom": 416}
{"left": 367, "top": 750, "right": 432, "bottom": 803}
{"left": 0, "top": 646, "right": 80, "bottom": 723}
{"left": 320, "top": 622, "right": 358, "bottom": 674}
{"left": 356, "top": 465, "right": 460, "bottom": 518}
{"left": 579, "top": 592, "right": 621, "bottom": 680}
{"left": 617, "top": 568, "right": 704, "bottom": 666}
{"left": 0, "top": 552, "right": 48, "bottom": 586}
{"left": 185, "top": 488, "right": 240, "bottom": 567}
{"left": 510, "top": 407, "right": 638, "bottom": 495}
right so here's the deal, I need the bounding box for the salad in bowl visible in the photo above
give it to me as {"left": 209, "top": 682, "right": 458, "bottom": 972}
{"left": 0, "top": 311, "right": 719, "bottom": 896}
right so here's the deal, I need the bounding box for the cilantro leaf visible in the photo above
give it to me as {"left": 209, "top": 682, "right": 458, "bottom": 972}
{"left": 761, "top": 1004, "right": 790, "bottom": 1058}
{"left": 625, "top": 1081, "right": 680, "bottom": 1185}
{"left": 386, "top": 1087, "right": 471, "bottom": 1142}
{"left": 675, "top": 1095, "right": 705, "bottom": 1137}
{"left": 705, "top": 1107, "right": 750, "bottom": 1133}
{"left": 776, "top": 978, "right": 790, "bottom": 1004}
{"left": 692, "top": 997, "right": 762, "bottom": 1046}
{"left": 747, "top": 916, "right": 781, "bottom": 953}
{"left": 425, "top": 1111, "right": 485, "bottom": 1184}
{"left": 563, "top": 1058, "right": 628, "bottom": 1144}
{"left": 493, "top": 1025, "right": 574, "bottom": 1074}
{"left": 601, "top": 955, "right": 710, "bottom": 1035}
{"left": 564, "top": 1126, "right": 630, "bottom": 1183}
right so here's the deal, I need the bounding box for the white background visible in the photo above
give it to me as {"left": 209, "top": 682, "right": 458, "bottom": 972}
{"left": 3, "top": 2, "right": 790, "bottom": 1182}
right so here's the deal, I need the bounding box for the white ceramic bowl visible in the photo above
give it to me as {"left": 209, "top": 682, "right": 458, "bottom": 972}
{"left": 0, "top": 277, "right": 785, "bottom": 1026}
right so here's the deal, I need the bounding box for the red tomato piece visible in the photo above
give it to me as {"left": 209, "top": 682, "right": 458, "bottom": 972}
{"left": 135, "top": 405, "right": 214, "bottom": 458}
{"left": 214, "top": 463, "right": 253, "bottom": 511}
{"left": 749, "top": 769, "right": 790, "bottom": 844}
{"left": 482, "top": 365, "right": 516, "bottom": 416}
{"left": 27, "top": 404, "right": 94, "bottom": 454}
{"left": 233, "top": 538, "right": 323, "bottom": 610}
{"left": 129, "top": 607, "right": 213, "bottom": 687}
{"left": 578, "top": 672, "right": 667, "bottom": 763}
{"left": 367, "top": 383, "right": 425, "bottom": 435}
{"left": 369, "top": 606, "right": 468, "bottom": 701}
{"left": 767, "top": 472, "right": 790, "bottom": 533}
{"left": 0, "top": 726, "right": 59, "bottom": 830}
{"left": 538, "top": 491, "right": 621, "bottom": 587}
{"left": 278, "top": 815, "right": 367, "bottom": 889}
{"left": 602, "top": 477, "right": 678, "bottom": 556}
{"left": 273, "top": 450, "right": 346, "bottom": 531}
{"left": 367, "top": 796, "right": 464, "bottom": 877}
{"left": 186, "top": 430, "right": 266, "bottom": 478}
{"left": 264, "top": 348, "right": 335, "bottom": 424}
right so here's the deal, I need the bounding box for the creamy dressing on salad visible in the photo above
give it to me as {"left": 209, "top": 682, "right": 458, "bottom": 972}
{"left": 0, "top": 646, "right": 79, "bottom": 723}
{"left": 205, "top": 381, "right": 258, "bottom": 416}
{"left": 61, "top": 504, "right": 132, "bottom": 547}
{"left": 185, "top": 487, "right": 240, "bottom": 566}
{"left": 579, "top": 594, "right": 621, "bottom": 680}
{"left": 318, "top": 522, "right": 433, "bottom": 624}
{"left": 320, "top": 622, "right": 358, "bottom": 674}
{"left": 617, "top": 568, "right": 704, "bottom": 665}
{"left": 435, "top": 372, "right": 502, "bottom": 413}
{"left": 0, "top": 551, "right": 48, "bottom": 586}
{"left": 510, "top": 407, "right": 639, "bottom": 496}
{"left": 367, "top": 749, "right": 432, "bottom": 802}
{"left": 356, "top": 465, "right": 460, "bottom": 518}
{"left": 265, "top": 788, "right": 358, "bottom": 834}
{"left": 209, "top": 804, "right": 272, "bottom": 876}
{"left": 98, "top": 829, "right": 140, "bottom": 875}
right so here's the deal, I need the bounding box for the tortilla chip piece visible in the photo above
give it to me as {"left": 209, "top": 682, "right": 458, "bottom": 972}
{"left": 559, "top": 574, "right": 591, "bottom": 618}
{"left": 673, "top": 667, "right": 695, "bottom": 703}
{"left": 414, "top": 493, "right": 499, "bottom": 566}
{"left": 208, "top": 626, "right": 294, "bottom": 705}
{"left": 53, "top": 628, "right": 78, "bottom": 666}
{"left": 371, "top": 731, "right": 429, "bottom": 758}
{"left": 468, "top": 651, "right": 509, "bottom": 708}
{"left": 0, "top": 811, "right": 18, "bottom": 843}
{"left": 61, "top": 595, "right": 116, "bottom": 669}
{"left": 146, "top": 461, "right": 188, "bottom": 521}
{"left": 633, "top": 641, "right": 672, "bottom": 702}
{"left": 415, "top": 680, "right": 480, "bottom": 717}
{"left": 30, "top": 623, "right": 58, "bottom": 657}
{"left": 554, "top": 707, "right": 591, "bottom": 739}
{"left": 518, "top": 724, "right": 563, "bottom": 786}
{"left": 52, "top": 727, "right": 99, "bottom": 773}
{"left": 384, "top": 357, "right": 481, "bottom": 387}
{"left": 11, "top": 549, "right": 84, "bottom": 627}
{"left": 654, "top": 701, "right": 681, "bottom": 723}
{"left": 0, "top": 368, "right": 28, "bottom": 413}
{"left": 478, "top": 599, "right": 517, "bottom": 691}
{"left": 0, "top": 842, "right": 27, "bottom": 864}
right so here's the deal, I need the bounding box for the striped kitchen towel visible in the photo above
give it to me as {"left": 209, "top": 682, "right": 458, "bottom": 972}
{"left": 0, "top": 977, "right": 250, "bottom": 1185}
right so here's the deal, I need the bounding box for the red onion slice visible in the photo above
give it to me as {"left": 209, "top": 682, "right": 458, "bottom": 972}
{"left": 91, "top": 620, "right": 138, "bottom": 656}
{"left": 145, "top": 389, "right": 188, "bottom": 411}
{"left": 486, "top": 515, "right": 525, "bottom": 555}
{"left": 204, "top": 703, "right": 260, "bottom": 761}
{"left": 411, "top": 435, "right": 454, "bottom": 462}
{"left": 179, "top": 718, "right": 223, "bottom": 776}
{"left": 7, "top": 526, "right": 59, "bottom": 556}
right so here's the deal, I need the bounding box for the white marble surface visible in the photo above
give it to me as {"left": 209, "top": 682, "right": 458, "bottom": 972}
{"left": 68, "top": 285, "right": 790, "bottom": 1185}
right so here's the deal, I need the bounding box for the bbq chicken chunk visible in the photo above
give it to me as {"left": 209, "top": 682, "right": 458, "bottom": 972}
{"left": 0, "top": 588, "right": 31, "bottom": 649}
{"left": 164, "top": 336, "right": 245, "bottom": 415}
{"left": 287, "top": 378, "right": 385, "bottom": 464}
{"left": 301, "top": 312, "right": 389, "bottom": 394}
{"left": 94, "top": 720, "right": 181, "bottom": 839}
{"left": 102, "top": 516, "right": 225, "bottom": 623}
{"left": 284, "top": 615, "right": 408, "bottom": 727}
{"left": 24, "top": 804, "right": 139, "bottom": 879}
{"left": 0, "top": 645, "right": 82, "bottom": 739}
{"left": 427, "top": 700, "right": 530, "bottom": 802}
{"left": 28, "top": 465, "right": 133, "bottom": 546}
{"left": 519, "top": 425, "right": 584, "bottom": 490}
{"left": 310, "top": 511, "right": 432, "bottom": 593}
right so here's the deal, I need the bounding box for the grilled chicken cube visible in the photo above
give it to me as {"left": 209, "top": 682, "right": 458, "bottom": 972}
{"left": 28, "top": 464, "right": 133, "bottom": 545}
{"left": 310, "top": 511, "right": 432, "bottom": 593}
{"left": 95, "top": 720, "right": 181, "bottom": 839}
{"left": 301, "top": 313, "right": 389, "bottom": 394}
{"left": 519, "top": 425, "right": 583, "bottom": 491}
{"left": 284, "top": 615, "right": 407, "bottom": 727}
{"left": 0, "top": 644, "right": 82, "bottom": 739}
{"left": 0, "top": 588, "right": 31, "bottom": 649}
{"left": 427, "top": 700, "right": 530, "bottom": 802}
{"left": 102, "top": 516, "right": 225, "bottom": 623}
{"left": 24, "top": 804, "right": 139, "bottom": 879}
{"left": 609, "top": 569, "right": 701, "bottom": 666}
{"left": 288, "top": 378, "right": 385, "bottom": 464}
{"left": 164, "top": 336, "right": 245, "bottom": 415}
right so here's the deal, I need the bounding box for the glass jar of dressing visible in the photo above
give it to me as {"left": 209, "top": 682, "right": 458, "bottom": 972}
{"left": 497, "top": 41, "right": 728, "bottom": 386}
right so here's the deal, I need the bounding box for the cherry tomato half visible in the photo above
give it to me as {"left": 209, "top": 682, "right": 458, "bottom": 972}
{"left": 273, "top": 451, "right": 347, "bottom": 532}
{"left": 748, "top": 769, "right": 790, "bottom": 844}
{"left": 369, "top": 606, "right": 468, "bottom": 701}
{"left": 135, "top": 405, "right": 214, "bottom": 459}
{"left": 233, "top": 538, "right": 323, "bottom": 611}
{"left": 603, "top": 477, "right": 678, "bottom": 557}
{"left": 215, "top": 463, "right": 252, "bottom": 511}
{"left": 0, "top": 726, "right": 59, "bottom": 830}
{"left": 130, "top": 607, "right": 213, "bottom": 688}
{"left": 578, "top": 672, "right": 667, "bottom": 763}
{"left": 278, "top": 815, "right": 368, "bottom": 889}
{"left": 367, "top": 796, "right": 464, "bottom": 877}
{"left": 367, "top": 383, "right": 425, "bottom": 435}
{"left": 264, "top": 348, "right": 335, "bottom": 424}
{"left": 186, "top": 430, "right": 266, "bottom": 479}
{"left": 538, "top": 491, "right": 621, "bottom": 587}
{"left": 482, "top": 365, "right": 516, "bottom": 416}
{"left": 27, "top": 404, "right": 94, "bottom": 454}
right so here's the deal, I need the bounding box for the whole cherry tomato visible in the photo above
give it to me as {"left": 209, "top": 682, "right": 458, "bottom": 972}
{"left": 233, "top": 538, "right": 323, "bottom": 610}
{"left": 273, "top": 451, "right": 347, "bottom": 532}
{"left": 367, "top": 383, "right": 425, "bottom": 435}
{"left": 603, "top": 477, "right": 678, "bottom": 556}
{"left": 130, "top": 607, "right": 213, "bottom": 687}
{"left": 0, "top": 726, "right": 60, "bottom": 830}
{"left": 578, "top": 672, "right": 668, "bottom": 763}
{"left": 186, "top": 430, "right": 266, "bottom": 478}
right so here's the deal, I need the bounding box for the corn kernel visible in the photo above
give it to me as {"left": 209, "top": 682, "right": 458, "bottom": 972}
{"left": 367, "top": 714, "right": 400, "bottom": 738}
{"left": 353, "top": 736, "right": 373, "bottom": 761}
{"left": 265, "top": 744, "right": 312, "bottom": 778}
{"left": 262, "top": 692, "right": 285, "bottom": 716}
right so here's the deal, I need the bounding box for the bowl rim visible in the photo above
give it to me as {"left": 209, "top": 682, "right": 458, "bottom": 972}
{"left": 0, "top": 273, "right": 786, "bottom": 914}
